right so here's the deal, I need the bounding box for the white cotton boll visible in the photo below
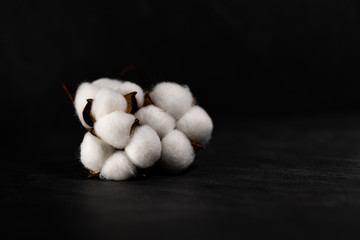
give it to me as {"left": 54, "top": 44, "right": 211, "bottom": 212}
{"left": 92, "top": 78, "right": 123, "bottom": 91}
{"left": 160, "top": 130, "right": 195, "bottom": 173}
{"left": 93, "top": 79, "right": 144, "bottom": 107}
{"left": 94, "top": 111, "right": 136, "bottom": 149}
{"left": 74, "top": 83, "right": 100, "bottom": 128}
{"left": 91, "top": 88, "right": 128, "bottom": 120}
{"left": 125, "top": 125, "right": 161, "bottom": 168}
{"left": 176, "top": 105, "right": 213, "bottom": 146}
{"left": 100, "top": 151, "right": 137, "bottom": 181}
{"left": 117, "top": 81, "right": 145, "bottom": 107}
{"left": 134, "top": 105, "right": 176, "bottom": 139}
{"left": 80, "top": 132, "right": 114, "bottom": 172}
{"left": 150, "top": 82, "right": 193, "bottom": 120}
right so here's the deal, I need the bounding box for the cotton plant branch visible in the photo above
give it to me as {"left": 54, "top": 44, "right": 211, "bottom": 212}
{"left": 61, "top": 66, "right": 213, "bottom": 180}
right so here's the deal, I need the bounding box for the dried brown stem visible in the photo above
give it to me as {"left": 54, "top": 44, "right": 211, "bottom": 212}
{"left": 62, "top": 81, "right": 74, "bottom": 103}
{"left": 191, "top": 141, "right": 203, "bottom": 153}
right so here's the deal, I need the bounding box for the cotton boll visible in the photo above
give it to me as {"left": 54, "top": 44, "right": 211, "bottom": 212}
{"left": 176, "top": 105, "right": 213, "bottom": 146}
{"left": 134, "top": 105, "right": 176, "bottom": 139}
{"left": 74, "top": 83, "right": 100, "bottom": 128}
{"left": 159, "top": 130, "right": 195, "bottom": 173}
{"left": 91, "top": 88, "right": 127, "bottom": 120}
{"left": 92, "top": 78, "right": 123, "bottom": 91}
{"left": 100, "top": 151, "right": 137, "bottom": 181}
{"left": 117, "top": 81, "right": 144, "bottom": 107}
{"left": 150, "top": 82, "right": 193, "bottom": 120}
{"left": 80, "top": 132, "right": 114, "bottom": 172}
{"left": 125, "top": 125, "right": 161, "bottom": 168}
{"left": 93, "top": 79, "right": 144, "bottom": 107}
{"left": 94, "top": 111, "right": 136, "bottom": 149}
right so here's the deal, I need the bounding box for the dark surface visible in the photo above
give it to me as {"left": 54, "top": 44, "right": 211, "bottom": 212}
{"left": 3, "top": 115, "right": 360, "bottom": 239}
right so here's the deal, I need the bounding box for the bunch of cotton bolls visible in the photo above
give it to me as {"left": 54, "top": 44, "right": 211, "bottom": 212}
{"left": 70, "top": 78, "right": 213, "bottom": 181}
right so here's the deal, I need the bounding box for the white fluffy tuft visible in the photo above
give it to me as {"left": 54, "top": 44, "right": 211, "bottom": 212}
{"left": 150, "top": 82, "right": 193, "bottom": 120}
{"left": 74, "top": 83, "right": 100, "bottom": 128}
{"left": 74, "top": 79, "right": 212, "bottom": 180}
{"left": 80, "top": 132, "right": 114, "bottom": 172}
{"left": 125, "top": 125, "right": 162, "bottom": 168}
{"left": 159, "top": 130, "right": 195, "bottom": 173}
{"left": 134, "top": 105, "right": 176, "bottom": 139}
{"left": 118, "top": 81, "right": 144, "bottom": 107}
{"left": 94, "top": 111, "right": 135, "bottom": 149}
{"left": 91, "top": 88, "right": 127, "bottom": 120}
{"left": 176, "top": 105, "right": 213, "bottom": 146}
{"left": 92, "top": 78, "right": 123, "bottom": 91}
{"left": 100, "top": 151, "right": 137, "bottom": 180}
{"left": 93, "top": 78, "right": 144, "bottom": 107}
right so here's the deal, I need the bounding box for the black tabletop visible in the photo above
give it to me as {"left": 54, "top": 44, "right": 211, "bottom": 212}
{"left": 3, "top": 115, "right": 360, "bottom": 239}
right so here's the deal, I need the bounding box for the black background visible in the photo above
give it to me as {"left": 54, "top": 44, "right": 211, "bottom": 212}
{"left": 2, "top": 1, "right": 360, "bottom": 239}
{"left": 2, "top": 0, "right": 360, "bottom": 147}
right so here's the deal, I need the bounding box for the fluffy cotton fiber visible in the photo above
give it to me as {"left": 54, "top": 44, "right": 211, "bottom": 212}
{"left": 73, "top": 78, "right": 213, "bottom": 180}
{"left": 150, "top": 82, "right": 193, "bottom": 120}
{"left": 94, "top": 111, "right": 136, "bottom": 149}
{"left": 93, "top": 78, "right": 144, "bottom": 107}
{"left": 118, "top": 81, "right": 144, "bottom": 107}
{"left": 100, "top": 151, "right": 137, "bottom": 180}
{"left": 160, "top": 130, "right": 195, "bottom": 173}
{"left": 125, "top": 125, "right": 162, "bottom": 168}
{"left": 176, "top": 105, "right": 213, "bottom": 146}
{"left": 134, "top": 105, "right": 176, "bottom": 139}
{"left": 74, "top": 83, "right": 99, "bottom": 128}
{"left": 91, "top": 87, "right": 128, "bottom": 120}
{"left": 92, "top": 78, "right": 123, "bottom": 91}
{"left": 80, "top": 132, "right": 114, "bottom": 172}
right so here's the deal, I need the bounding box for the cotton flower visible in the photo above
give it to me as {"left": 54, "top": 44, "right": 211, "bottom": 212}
{"left": 176, "top": 105, "right": 213, "bottom": 146}
{"left": 150, "top": 82, "right": 193, "bottom": 120}
{"left": 134, "top": 105, "right": 176, "bottom": 139}
{"left": 92, "top": 78, "right": 144, "bottom": 108}
{"left": 68, "top": 77, "right": 213, "bottom": 180}
{"left": 94, "top": 111, "right": 136, "bottom": 149}
{"left": 80, "top": 132, "right": 114, "bottom": 172}
{"left": 100, "top": 151, "right": 137, "bottom": 181}
{"left": 135, "top": 82, "right": 213, "bottom": 173}
{"left": 74, "top": 78, "right": 161, "bottom": 180}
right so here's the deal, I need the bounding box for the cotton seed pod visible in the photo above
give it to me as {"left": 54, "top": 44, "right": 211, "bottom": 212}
{"left": 80, "top": 132, "right": 115, "bottom": 172}
{"left": 176, "top": 105, "right": 213, "bottom": 146}
{"left": 74, "top": 83, "right": 99, "bottom": 128}
{"left": 94, "top": 111, "right": 136, "bottom": 149}
{"left": 134, "top": 105, "right": 176, "bottom": 139}
{"left": 100, "top": 151, "right": 137, "bottom": 181}
{"left": 150, "top": 82, "right": 193, "bottom": 120}
{"left": 91, "top": 88, "right": 128, "bottom": 120}
{"left": 160, "top": 130, "right": 195, "bottom": 173}
{"left": 125, "top": 125, "right": 162, "bottom": 168}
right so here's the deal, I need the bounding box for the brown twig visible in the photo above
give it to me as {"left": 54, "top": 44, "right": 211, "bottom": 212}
{"left": 61, "top": 81, "right": 74, "bottom": 103}
{"left": 191, "top": 141, "right": 203, "bottom": 153}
